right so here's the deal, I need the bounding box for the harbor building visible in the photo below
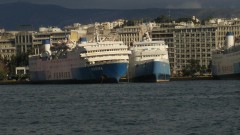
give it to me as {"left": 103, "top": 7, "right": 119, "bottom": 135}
{"left": 15, "top": 66, "right": 29, "bottom": 75}
{"left": 151, "top": 19, "right": 240, "bottom": 76}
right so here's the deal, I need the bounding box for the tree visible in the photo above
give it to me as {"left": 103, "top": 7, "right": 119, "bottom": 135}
{"left": 182, "top": 68, "right": 191, "bottom": 76}
{"left": 0, "top": 58, "right": 8, "bottom": 80}
{"left": 207, "top": 60, "right": 212, "bottom": 74}
{"left": 199, "top": 65, "right": 207, "bottom": 75}
{"left": 0, "top": 71, "right": 7, "bottom": 80}
{"left": 182, "top": 59, "right": 200, "bottom": 77}
{"left": 154, "top": 15, "right": 173, "bottom": 23}
{"left": 175, "top": 17, "right": 192, "bottom": 23}
{"left": 4, "top": 51, "right": 31, "bottom": 77}
{"left": 123, "top": 20, "right": 137, "bottom": 26}
{"left": 201, "top": 16, "right": 213, "bottom": 25}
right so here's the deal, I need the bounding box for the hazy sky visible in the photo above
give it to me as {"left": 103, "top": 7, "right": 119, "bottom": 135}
{"left": 0, "top": 0, "right": 239, "bottom": 9}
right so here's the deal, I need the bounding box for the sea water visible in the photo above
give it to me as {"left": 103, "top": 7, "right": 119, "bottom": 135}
{"left": 0, "top": 80, "right": 239, "bottom": 135}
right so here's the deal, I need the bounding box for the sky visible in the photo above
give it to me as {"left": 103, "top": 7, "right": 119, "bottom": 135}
{"left": 0, "top": 0, "right": 239, "bottom": 9}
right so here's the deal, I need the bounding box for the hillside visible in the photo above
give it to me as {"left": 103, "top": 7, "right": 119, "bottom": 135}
{"left": 1, "top": 2, "right": 240, "bottom": 30}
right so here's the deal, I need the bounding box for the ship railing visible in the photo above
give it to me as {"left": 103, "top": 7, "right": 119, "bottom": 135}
{"left": 86, "top": 60, "right": 128, "bottom": 66}
{"left": 80, "top": 51, "right": 131, "bottom": 57}
{"left": 87, "top": 55, "right": 129, "bottom": 62}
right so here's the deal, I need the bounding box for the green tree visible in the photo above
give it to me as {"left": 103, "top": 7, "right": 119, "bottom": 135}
{"left": 182, "top": 68, "right": 191, "bottom": 76}
{"left": 154, "top": 15, "right": 173, "bottom": 23}
{"left": 122, "top": 20, "right": 138, "bottom": 26}
{"left": 0, "top": 57, "right": 8, "bottom": 80}
{"left": 5, "top": 51, "right": 31, "bottom": 76}
{"left": 0, "top": 71, "right": 7, "bottom": 80}
{"left": 175, "top": 17, "right": 192, "bottom": 23}
{"left": 182, "top": 59, "right": 200, "bottom": 77}
{"left": 199, "top": 65, "right": 207, "bottom": 75}
{"left": 207, "top": 60, "right": 212, "bottom": 74}
{"left": 201, "top": 16, "right": 213, "bottom": 25}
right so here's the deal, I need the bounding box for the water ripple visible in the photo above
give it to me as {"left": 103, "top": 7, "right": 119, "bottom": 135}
{"left": 0, "top": 81, "right": 239, "bottom": 134}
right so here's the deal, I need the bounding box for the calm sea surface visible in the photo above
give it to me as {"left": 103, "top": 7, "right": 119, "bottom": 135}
{"left": 0, "top": 80, "right": 240, "bottom": 135}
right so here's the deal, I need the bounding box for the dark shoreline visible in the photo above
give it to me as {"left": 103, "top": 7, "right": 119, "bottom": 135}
{"left": 170, "top": 76, "right": 213, "bottom": 81}
{"left": 0, "top": 80, "right": 31, "bottom": 85}
{"left": 0, "top": 76, "right": 214, "bottom": 85}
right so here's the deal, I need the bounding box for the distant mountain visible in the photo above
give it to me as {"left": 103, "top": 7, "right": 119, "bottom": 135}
{"left": 1, "top": 2, "right": 240, "bottom": 30}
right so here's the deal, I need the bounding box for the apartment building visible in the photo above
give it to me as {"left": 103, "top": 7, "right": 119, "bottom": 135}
{"left": 15, "top": 31, "right": 34, "bottom": 54}
{"left": 34, "top": 32, "right": 70, "bottom": 53}
{"left": 117, "top": 25, "right": 147, "bottom": 46}
{"left": 0, "top": 39, "right": 15, "bottom": 60}
{"left": 15, "top": 27, "right": 72, "bottom": 55}
{"left": 101, "top": 22, "right": 113, "bottom": 30}
{"left": 0, "top": 32, "right": 17, "bottom": 60}
{"left": 63, "top": 23, "right": 89, "bottom": 37}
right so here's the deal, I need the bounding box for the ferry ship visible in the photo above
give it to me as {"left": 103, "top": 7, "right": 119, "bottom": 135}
{"left": 128, "top": 32, "right": 170, "bottom": 82}
{"left": 29, "top": 36, "right": 131, "bottom": 83}
{"left": 212, "top": 32, "right": 240, "bottom": 79}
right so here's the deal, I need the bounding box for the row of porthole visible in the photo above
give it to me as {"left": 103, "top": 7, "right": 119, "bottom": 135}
{"left": 53, "top": 72, "right": 71, "bottom": 79}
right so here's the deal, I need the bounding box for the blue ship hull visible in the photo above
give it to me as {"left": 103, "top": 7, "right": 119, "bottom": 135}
{"left": 30, "top": 63, "right": 128, "bottom": 83}
{"left": 131, "top": 61, "right": 170, "bottom": 82}
{"left": 72, "top": 63, "right": 128, "bottom": 83}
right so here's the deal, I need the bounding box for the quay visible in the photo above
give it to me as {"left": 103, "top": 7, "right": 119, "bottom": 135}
{"left": 0, "top": 80, "right": 31, "bottom": 85}
{"left": 170, "top": 76, "right": 213, "bottom": 81}
{"left": 0, "top": 76, "right": 214, "bottom": 85}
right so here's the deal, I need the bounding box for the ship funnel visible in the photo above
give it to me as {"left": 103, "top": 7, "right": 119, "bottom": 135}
{"left": 42, "top": 39, "right": 51, "bottom": 55}
{"left": 226, "top": 32, "right": 234, "bottom": 48}
{"left": 80, "top": 37, "right": 87, "bottom": 44}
